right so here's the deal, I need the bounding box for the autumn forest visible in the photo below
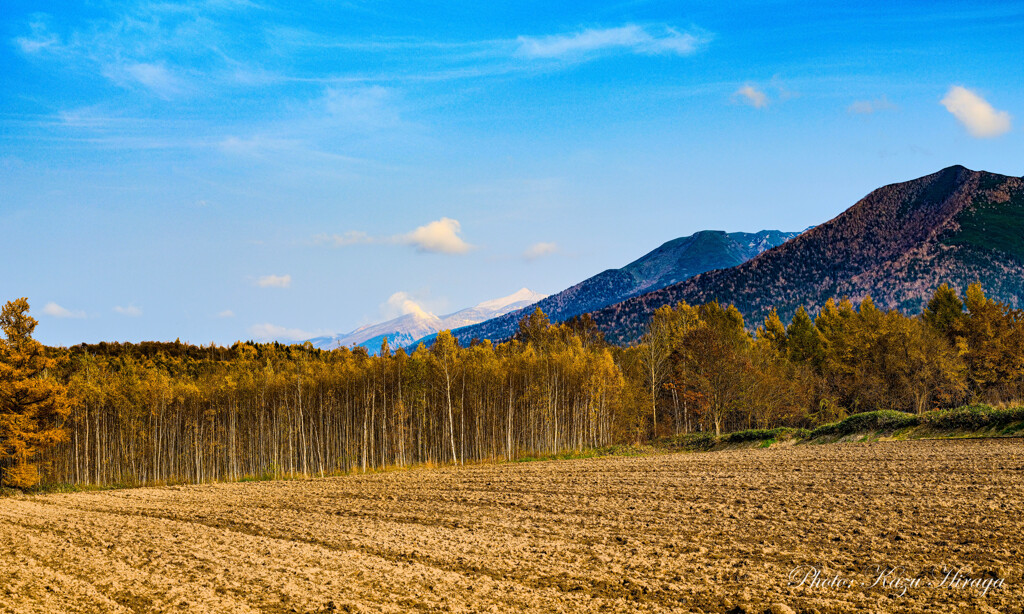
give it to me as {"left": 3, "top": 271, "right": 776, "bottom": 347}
{"left": 2, "top": 282, "right": 1023, "bottom": 490}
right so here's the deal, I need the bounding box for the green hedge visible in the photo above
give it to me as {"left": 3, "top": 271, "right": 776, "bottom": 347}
{"left": 662, "top": 404, "right": 1024, "bottom": 451}
{"left": 723, "top": 427, "right": 807, "bottom": 443}
{"left": 808, "top": 410, "right": 920, "bottom": 439}
{"left": 669, "top": 432, "right": 717, "bottom": 451}
{"left": 921, "top": 404, "right": 1024, "bottom": 430}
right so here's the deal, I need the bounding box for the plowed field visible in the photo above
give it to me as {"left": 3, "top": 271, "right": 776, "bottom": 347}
{"left": 2, "top": 439, "right": 1021, "bottom": 613}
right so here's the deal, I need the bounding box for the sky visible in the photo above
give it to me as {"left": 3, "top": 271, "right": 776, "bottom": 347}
{"left": 2, "top": 1, "right": 1023, "bottom": 347}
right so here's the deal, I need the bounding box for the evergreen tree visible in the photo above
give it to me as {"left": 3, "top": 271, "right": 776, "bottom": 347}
{"left": 786, "top": 306, "right": 824, "bottom": 367}
{"left": 0, "top": 299, "right": 70, "bottom": 488}
{"left": 922, "top": 283, "right": 965, "bottom": 340}
{"left": 757, "top": 309, "right": 788, "bottom": 355}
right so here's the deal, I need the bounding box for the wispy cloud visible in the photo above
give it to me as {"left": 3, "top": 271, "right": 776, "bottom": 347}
{"left": 14, "top": 10, "right": 712, "bottom": 102}
{"left": 523, "top": 242, "right": 558, "bottom": 260}
{"left": 105, "top": 62, "right": 187, "bottom": 98}
{"left": 113, "top": 305, "right": 142, "bottom": 317}
{"left": 313, "top": 231, "right": 373, "bottom": 247}
{"left": 43, "top": 302, "right": 85, "bottom": 318}
{"left": 13, "top": 18, "right": 60, "bottom": 53}
{"left": 848, "top": 96, "right": 898, "bottom": 115}
{"left": 733, "top": 78, "right": 798, "bottom": 109}
{"left": 257, "top": 274, "right": 292, "bottom": 288}
{"left": 11, "top": 3, "right": 266, "bottom": 97}
{"left": 735, "top": 84, "right": 768, "bottom": 109}
{"left": 516, "top": 25, "right": 709, "bottom": 59}
{"left": 314, "top": 217, "right": 474, "bottom": 255}
{"left": 323, "top": 86, "right": 401, "bottom": 129}
{"left": 940, "top": 86, "right": 1011, "bottom": 138}
{"left": 217, "top": 309, "right": 235, "bottom": 318}
{"left": 216, "top": 134, "right": 370, "bottom": 169}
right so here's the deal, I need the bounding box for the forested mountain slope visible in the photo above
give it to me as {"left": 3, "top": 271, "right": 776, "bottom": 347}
{"left": 588, "top": 166, "right": 1024, "bottom": 343}
{"left": 445, "top": 229, "right": 797, "bottom": 346}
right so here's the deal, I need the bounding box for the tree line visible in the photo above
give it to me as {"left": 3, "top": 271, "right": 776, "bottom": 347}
{"left": 633, "top": 283, "right": 1023, "bottom": 436}
{"left": 2, "top": 282, "right": 1022, "bottom": 489}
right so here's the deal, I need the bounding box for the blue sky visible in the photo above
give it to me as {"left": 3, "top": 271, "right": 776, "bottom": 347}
{"left": 2, "top": 1, "right": 1023, "bottom": 346}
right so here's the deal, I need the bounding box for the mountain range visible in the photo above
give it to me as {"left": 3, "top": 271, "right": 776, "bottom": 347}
{"left": 308, "top": 288, "right": 546, "bottom": 354}
{"left": 447, "top": 229, "right": 800, "bottom": 346}
{"left": 311, "top": 165, "right": 1023, "bottom": 352}
{"left": 586, "top": 165, "right": 1024, "bottom": 343}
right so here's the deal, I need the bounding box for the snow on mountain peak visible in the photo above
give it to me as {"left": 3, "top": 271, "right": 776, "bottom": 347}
{"left": 308, "top": 288, "right": 547, "bottom": 353}
{"left": 471, "top": 288, "right": 545, "bottom": 313}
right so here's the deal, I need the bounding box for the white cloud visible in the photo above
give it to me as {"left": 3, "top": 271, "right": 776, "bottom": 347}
{"left": 42, "top": 302, "right": 85, "bottom": 319}
{"left": 399, "top": 218, "right": 473, "bottom": 254}
{"left": 523, "top": 242, "right": 558, "bottom": 260}
{"left": 248, "top": 323, "right": 317, "bottom": 342}
{"left": 113, "top": 305, "right": 142, "bottom": 317}
{"left": 735, "top": 84, "right": 768, "bottom": 109}
{"left": 217, "top": 309, "right": 235, "bottom": 318}
{"left": 383, "top": 291, "right": 432, "bottom": 319}
{"left": 315, "top": 218, "right": 475, "bottom": 255}
{"left": 848, "top": 96, "right": 897, "bottom": 115}
{"left": 940, "top": 86, "right": 1012, "bottom": 138}
{"left": 257, "top": 274, "right": 292, "bottom": 288}
{"left": 516, "top": 25, "right": 709, "bottom": 59}
{"left": 316, "top": 218, "right": 474, "bottom": 254}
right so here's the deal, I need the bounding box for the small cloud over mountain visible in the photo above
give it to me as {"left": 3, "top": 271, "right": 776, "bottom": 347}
{"left": 383, "top": 291, "right": 432, "bottom": 319}
{"left": 399, "top": 218, "right": 473, "bottom": 254}
{"left": 941, "top": 86, "right": 1011, "bottom": 138}
{"left": 316, "top": 218, "right": 474, "bottom": 255}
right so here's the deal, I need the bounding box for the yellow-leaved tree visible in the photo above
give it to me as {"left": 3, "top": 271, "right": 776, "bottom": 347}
{"left": 0, "top": 298, "right": 70, "bottom": 489}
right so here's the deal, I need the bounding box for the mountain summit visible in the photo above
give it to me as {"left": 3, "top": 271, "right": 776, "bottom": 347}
{"left": 449, "top": 229, "right": 799, "bottom": 345}
{"left": 588, "top": 165, "right": 1024, "bottom": 343}
{"left": 309, "top": 288, "right": 546, "bottom": 353}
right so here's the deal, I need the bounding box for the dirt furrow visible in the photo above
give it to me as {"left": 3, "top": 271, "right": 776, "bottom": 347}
{"left": 2, "top": 439, "right": 1022, "bottom": 613}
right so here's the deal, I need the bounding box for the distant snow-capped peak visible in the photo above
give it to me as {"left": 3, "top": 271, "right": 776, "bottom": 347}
{"left": 472, "top": 288, "right": 546, "bottom": 313}
{"left": 308, "top": 288, "right": 547, "bottom": 352}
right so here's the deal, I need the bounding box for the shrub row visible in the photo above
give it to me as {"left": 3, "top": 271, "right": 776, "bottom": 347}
{"left": 661, "top": 404, "right": 1024, "bottom": 451}
{"left": 722, "top": 427, "right": 808, "bottom": 444}
{"left": 807, "top": 404, "right": 1024, "bottom": 440}
{"left": 920, "top": 404, "right": 1024, "bottom": 430}
{"left": 667, "top": 432, "right": 717, "bottom": 451}
{"left": 807, "top": 410, "right": 920, "bottom": 440}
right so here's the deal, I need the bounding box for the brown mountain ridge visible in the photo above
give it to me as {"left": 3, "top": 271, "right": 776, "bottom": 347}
{"left": 588, "top": 165, "right": 1024, "bottom": 344}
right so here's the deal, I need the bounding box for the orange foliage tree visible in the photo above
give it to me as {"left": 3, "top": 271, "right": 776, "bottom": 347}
{"left": 0, "top": 299, "right": 70, "bottom": 488}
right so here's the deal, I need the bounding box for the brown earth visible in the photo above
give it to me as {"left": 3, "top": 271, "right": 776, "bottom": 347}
{"left": 2, "top": 439, "right": 1022, "bottom": 613}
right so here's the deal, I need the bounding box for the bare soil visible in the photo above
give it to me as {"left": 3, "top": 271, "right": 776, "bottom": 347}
{"left": 2, "top": 439, "right": 1022, "bottom": 613}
